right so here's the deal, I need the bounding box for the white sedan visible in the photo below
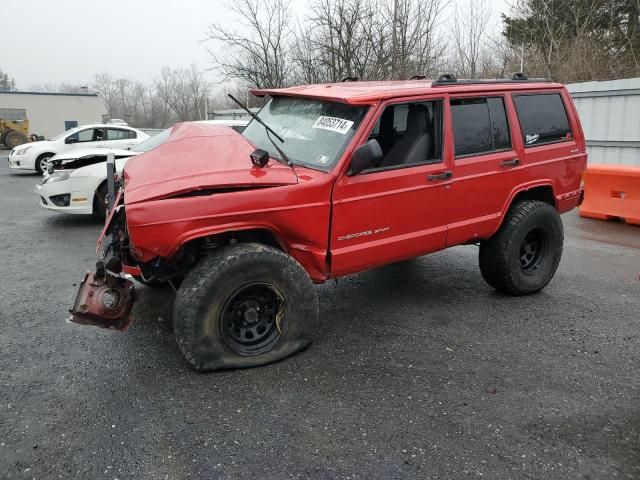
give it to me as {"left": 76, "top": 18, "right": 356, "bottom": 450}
{"left": 34, "top": 119, "right": 248, "bottom": 218}
{"left": 8, "top": 124, "right": 150, "bottom": 174}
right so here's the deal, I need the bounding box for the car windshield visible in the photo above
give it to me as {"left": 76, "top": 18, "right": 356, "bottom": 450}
{"left": 130, "top": 128, "right": 172, "bottom": 152}
{"left": 51, "top": 127, "right": 80, "bottom": 141}
{"left": 242, "top": 97, "right": 367, "bottom": 171}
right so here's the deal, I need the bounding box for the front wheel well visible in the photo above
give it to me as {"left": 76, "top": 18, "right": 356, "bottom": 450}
{"left": 138, "top": 229, "right": 288, "bottom": 284}
{"left": 36, "top": 152, "right": 55, "bottom": 160}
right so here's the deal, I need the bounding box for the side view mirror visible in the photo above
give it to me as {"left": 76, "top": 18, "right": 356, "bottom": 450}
{"left": 65, "top": 137, "right": 78, "bottom": 144}
{"left": 347, "top": 139, "right": 383, "bottom": 176}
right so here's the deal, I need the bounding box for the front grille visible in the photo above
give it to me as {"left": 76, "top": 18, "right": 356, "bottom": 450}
{"left": 50, "top": 194, "right": 71, "bottom": 207}
{"left": 40, "top": 196, "right": 47, "bottom": 206}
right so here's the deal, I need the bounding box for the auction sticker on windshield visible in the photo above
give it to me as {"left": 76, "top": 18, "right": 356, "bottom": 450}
{"left": 312, "top": 116, "right": 354, "bottom": 135}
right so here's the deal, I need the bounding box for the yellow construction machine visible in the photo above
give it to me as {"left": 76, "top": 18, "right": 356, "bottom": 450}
{"left": 0, "top": 108, "right": 40, "bottom": 148}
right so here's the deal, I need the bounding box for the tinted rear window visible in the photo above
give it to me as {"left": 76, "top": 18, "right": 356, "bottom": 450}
{"left": 451, "top": 97, "right": 511, "bottom": 157}
{"left": 513, "top": 93, "right": 572, "bottom": 147}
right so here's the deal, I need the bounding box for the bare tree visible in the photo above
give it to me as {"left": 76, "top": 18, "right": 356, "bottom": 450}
{"left": 0, "top": 68, "right": 15, "bottom": 91}
{"left": 94, "top": 73, "right": 119, "bottom": 117}
{"left": 154, "top": 65, "right": 211, "bottom": 121}
{"left": 205, "top": 0, "right": 292, "bottom": 88}
{"left": 451, "top": 0, "right": 492, "bottom": 78}
{"left": 28, "top": 82, "right": 88, "bottom": 94}
{"left": 384, "top": 0, "right": 448, "bottom": 79}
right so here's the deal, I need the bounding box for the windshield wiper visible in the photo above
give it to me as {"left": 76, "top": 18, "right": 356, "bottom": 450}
{"left": 227, "top": 94, "right": 295, "bottom": 169}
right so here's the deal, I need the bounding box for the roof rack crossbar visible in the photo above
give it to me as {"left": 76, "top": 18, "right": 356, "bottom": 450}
{"left": 431, "top": 74, "right": 553, "bottom": 87}
{"left": 409, "top": 75, "right": 427, "bottom": 80}
{"left": 340, "top": 76, "right": 359, "bottom": 82}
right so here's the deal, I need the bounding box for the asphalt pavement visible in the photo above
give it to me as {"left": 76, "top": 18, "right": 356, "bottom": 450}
{"left": 1, "top": 151, "right": 639, "bottom": 479}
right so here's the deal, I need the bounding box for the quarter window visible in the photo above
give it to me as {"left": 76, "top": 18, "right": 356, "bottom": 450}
{"left": 513, "top": 93, "right": 572, "bottom": 147}
{"left": 451, "top": 97, "right": 511, "bottom": 157}
{"left": 107, "top": 129, "right": 136, "bottom": 140}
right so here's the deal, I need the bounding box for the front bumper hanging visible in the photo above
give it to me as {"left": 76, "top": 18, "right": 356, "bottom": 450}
{"left": 69, "top": 261, "right": 136, "bottom": 330}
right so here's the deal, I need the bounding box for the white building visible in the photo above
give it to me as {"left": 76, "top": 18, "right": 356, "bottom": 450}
{"left": 567, "top": 78, "right": 640, "bottom": 167}
{"left": 0, "top": 90, "right": 107, "bottom": 139}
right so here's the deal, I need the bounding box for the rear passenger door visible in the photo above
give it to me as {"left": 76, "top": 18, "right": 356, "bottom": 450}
{"left": 446, "top": 95, "right": 520, "bottom": 245}
{"left": 105, "top": 128, "right": 138, "bottom": 149}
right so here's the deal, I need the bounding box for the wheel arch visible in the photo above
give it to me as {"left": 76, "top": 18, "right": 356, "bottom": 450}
{"left": 500, "top": 182, "right": 556, "bottom": 224}
{"left": 178, "top": 225, "right": 290, "bottom": 256}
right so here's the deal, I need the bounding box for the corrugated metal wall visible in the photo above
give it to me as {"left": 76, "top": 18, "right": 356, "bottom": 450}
{"left": 567, "top": 78, "right": 640, "bottom": 166}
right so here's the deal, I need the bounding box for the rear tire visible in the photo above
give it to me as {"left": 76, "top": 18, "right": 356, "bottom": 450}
{"left": 479, "top": 200, "right": 563, "bottom": 296}
{"left": 173, "top": 243, "right": 318, "bottom": 371}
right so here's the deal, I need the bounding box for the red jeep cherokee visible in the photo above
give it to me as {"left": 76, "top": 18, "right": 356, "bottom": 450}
{"left": 70, "top": 74, "right": 586, "bottom": 371}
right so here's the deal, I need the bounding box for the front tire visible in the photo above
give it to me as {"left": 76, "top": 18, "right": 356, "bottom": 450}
{"left": 93, "top": 182, "right": 108, "bottom": 220}
{"left": 479, "top": 200, "right": 563, "bottom": 296}
{"left": 35, "top": 153, "right": 54, "bottom": 174}
{"left": 173, "top": 243, "right": 318, "bottom": 371}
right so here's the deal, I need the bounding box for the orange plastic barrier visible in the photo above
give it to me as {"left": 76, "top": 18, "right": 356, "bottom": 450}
{"left": 579, "top": 164, "right": 640, "bottom": 226}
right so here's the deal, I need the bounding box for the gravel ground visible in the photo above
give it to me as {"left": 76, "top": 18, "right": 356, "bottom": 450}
{"left": 1, "top": 153, "right": 639, "bottom": 479}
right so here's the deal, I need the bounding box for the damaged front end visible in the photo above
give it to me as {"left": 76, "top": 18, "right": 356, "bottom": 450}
{"left": 69, "top": 154, "right": 136, "bottom": 330}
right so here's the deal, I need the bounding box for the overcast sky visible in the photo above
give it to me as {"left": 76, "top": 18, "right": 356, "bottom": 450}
{"left": 2, "top": 0, "right": 510, "bottom": 90}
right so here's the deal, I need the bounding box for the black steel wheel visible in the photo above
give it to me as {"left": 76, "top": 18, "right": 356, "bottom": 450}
{"left": 479, "top": 200, "right": 563, "bottom": 295}
{"left": 220, "top": 283, "right": 284, "bottom": 356}
{"left": 519, "top": 228, "right": 549, "bottom": 275}
{"left": 173, "top": 243, "right": 318, "bottom": 371}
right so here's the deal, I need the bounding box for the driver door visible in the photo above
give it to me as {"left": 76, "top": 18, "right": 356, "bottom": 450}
{"left": 329, "top": 98, "right": 452, "bottom": 277}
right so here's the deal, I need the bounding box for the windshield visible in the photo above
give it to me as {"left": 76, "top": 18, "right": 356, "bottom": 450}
{"left": 130, "top": 127, "right": 172, "bottom": 152}
{"left": 242, "top": 97, "right": 367, "bottom": 171}
{"left": 51, "top": 127, "right": 80, "bottom": 141}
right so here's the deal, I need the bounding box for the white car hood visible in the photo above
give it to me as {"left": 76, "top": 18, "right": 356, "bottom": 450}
{"left": 50, "top": 147, "right": 135, "bottom": 162}
{"left": 14, "top": 140, "right": 55, "bottom": 153}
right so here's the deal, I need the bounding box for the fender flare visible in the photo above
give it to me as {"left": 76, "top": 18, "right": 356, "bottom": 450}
{"left": 173, "top": 222, "right": 291, "bottom": 256}
{"left": 497, "top": 180, "right": 556, "bottom": 226}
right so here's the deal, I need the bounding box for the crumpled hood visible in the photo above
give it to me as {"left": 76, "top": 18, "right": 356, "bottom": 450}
{"left": 123, "top": 123, "right": 298, "bottom": 204}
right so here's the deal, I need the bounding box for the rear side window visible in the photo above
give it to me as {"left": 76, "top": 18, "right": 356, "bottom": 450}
{"left": 107, "top": 129, "right": 136, "bottom": 140}
{"left": 513, "top": 93, "right": 572, "bottom": 147}
{"left": 451, "top": 97, "right": 511, "bottom": 157}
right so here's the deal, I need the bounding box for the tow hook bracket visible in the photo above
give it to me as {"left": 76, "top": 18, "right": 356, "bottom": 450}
{"left": 69, "top": 261, "right": 136, "bottom": 330}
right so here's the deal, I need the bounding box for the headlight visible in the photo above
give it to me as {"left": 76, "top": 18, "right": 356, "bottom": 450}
{"left": 16, "top": 146, "right": 32, "bottom": 156}
{"left": 43, "top": 171, "right": 71, "bottom": 184}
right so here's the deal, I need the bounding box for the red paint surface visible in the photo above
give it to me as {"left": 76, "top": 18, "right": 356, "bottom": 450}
{"left": 121, "top": 85, "right": 586, "bottom": 283}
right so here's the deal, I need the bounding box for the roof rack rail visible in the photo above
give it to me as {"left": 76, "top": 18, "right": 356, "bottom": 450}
{"left": 431, "top": 72, "right": 552, "bottom": 87}
{"left": 409, "top": 75, "right": 426, "bottom": 80}
{"left": 340, "top": 76, "right": 359, "bottom": 82}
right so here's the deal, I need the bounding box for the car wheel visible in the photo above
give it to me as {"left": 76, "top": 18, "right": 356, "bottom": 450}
{"left": 173, "top": 243, "right": 318, "bottom": 371}
{"left": 93, "top": 183, "right": 108, "bottom": 220}
{"left": 35, "top": 153, "right": 54, "bottom": 174}
{"left": 479, "top": 200, "right": 563, "bottom": 296}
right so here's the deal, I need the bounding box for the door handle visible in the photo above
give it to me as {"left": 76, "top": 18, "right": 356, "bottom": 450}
{"left": 427, "top": 171, "right": 452, "bottom": 181}
{"left": 500, "top": 158, "right": 520, "bottom": 167}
